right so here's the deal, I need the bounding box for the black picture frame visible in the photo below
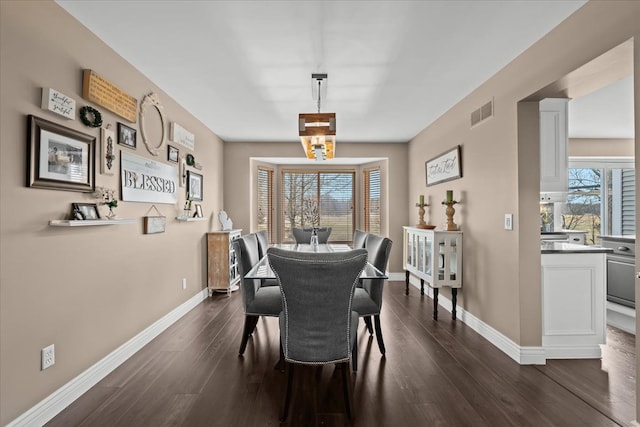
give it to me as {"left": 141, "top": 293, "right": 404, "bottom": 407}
{"left": 72, "top": 202, "right": 101, "bottom": 220}
{"left": 187, "top": 170, "right": 203, "bottom": 201}
{"left": 117, "top": 122, "right": 137, "bottom": 149}
{"left": 167, "top": 145, "right": 179, "bottom": 163}
{"left": 194, "top": 203, "right": 203, "bottom": 218}
{"left": 27, "top": 115, "right": 95, "bottom": 192}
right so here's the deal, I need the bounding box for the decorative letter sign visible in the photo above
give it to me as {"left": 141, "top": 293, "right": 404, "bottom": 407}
{"left": 41, "top": 88, "right": 76, "bottom": 120}
{"left": 82, "top": 69, "right": 137, "bottom": 122}
{"left": 121, "top": 151, "right": 178, "bottom": 204}
{"left": 170, "top": 122, "right": 195, "bottom": 150}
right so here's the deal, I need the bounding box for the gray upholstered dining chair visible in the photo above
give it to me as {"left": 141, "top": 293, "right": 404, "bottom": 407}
{"left": 292, "top": 227, "right": 332, "bottom": 244}
{"left": 352, "top": 233, "right": 392, "bottom": 355}
{"left": 233, "top": 233, "right": 282, "bottom": 355}
{"left": 255, "top": 230, "right": 278, "bottom": 287}
{"left": 268, "top": 247, "right": 367, "bottom": 422}
{"left": 352, "top": 229, "right": 368, "bottom": 249}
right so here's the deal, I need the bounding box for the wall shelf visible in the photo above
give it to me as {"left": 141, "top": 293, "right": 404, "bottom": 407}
{"left": 175, "top": 216, "right": 206, "bottom": 222}
{"left": 49, "top": 219, "right": 135, "bottom": 227}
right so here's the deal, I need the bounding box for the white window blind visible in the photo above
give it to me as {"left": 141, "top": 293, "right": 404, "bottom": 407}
{"left": 281, "top": 171, "right": 354, "bottom": 242}
{"left": 257, "top": 167, "right": 273, "bottom": 242}
{"left": 364, "top": 168, "right": 381, "bottom": 234}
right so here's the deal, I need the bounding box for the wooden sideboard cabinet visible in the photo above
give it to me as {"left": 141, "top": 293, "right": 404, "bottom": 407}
{"left": 403, "top": 226, "right": 463, "bottom": 320}
{"left": 207, "top": 229, "right": 242, "bottom": 295}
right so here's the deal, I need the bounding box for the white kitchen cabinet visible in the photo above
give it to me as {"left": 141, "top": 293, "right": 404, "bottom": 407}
{"left": 541, "top": 251, "right": 606, "bottom": 359}
{"left": 403, "top": 226, "right": 462, "bottom": 320}
{"left": 540, "top": 98, "right": 569, "bottom": 196}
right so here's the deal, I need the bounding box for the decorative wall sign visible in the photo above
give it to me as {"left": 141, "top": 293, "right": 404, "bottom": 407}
{"left": 425, "top": 145, "right": 462, "bottom": 186}
{"left": 139, "top": 92, "right": 166, "bottom": 156}
{"left": 143, "top": 205, "right": 166, "bottom": 234}
{"left": 170, "top": 122, "right": 195, "bottom": 150}
{"left": 179, "top": 156, "right": 186, "bottom": 187}
{"left": 120, "top": 151, "right": 178, "bottom": 204}
{"left": 100, "top": 126, "right": 116, "bottom": 176}
{"left": 28, "top": 115, "right": 94, "bottom": 192}
{"left": 41, "top": 87, "right": 76, "bottom": 120}
{"left": 82, "top": 69, "right": 137, "bottom": 122}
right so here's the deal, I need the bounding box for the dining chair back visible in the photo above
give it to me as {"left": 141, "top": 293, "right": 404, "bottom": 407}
{"left": 353, "top": 229, "right": 368, "bottom": 249}
{"left": 292, "top": 227, "right": 332, "bottom": 244}
{"left": 268, "top": 247, "right": 367, "bottom": 421}
{"left": 233, "top": 233, "right": 282, "bottom": 355}
{"left": 352, "top": 233, "right": 392, "bottom": 355}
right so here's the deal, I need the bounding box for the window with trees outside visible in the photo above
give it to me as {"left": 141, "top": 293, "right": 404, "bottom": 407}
{"left": 280, "top": 170, "right": 354, "bottom": 243}
{"left": 257, "top": 167, "right": 273, "bottom": 242}
{"left": 364, "top": 168, "right": 381, "bottom": 234}
{"left": 563, "top": 159, "right": 635, "bottom": 245}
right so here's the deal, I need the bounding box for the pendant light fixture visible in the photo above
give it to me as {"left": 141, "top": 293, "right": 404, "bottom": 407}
{"left": 299, "top": 73, "right": 335, "bottom": 160}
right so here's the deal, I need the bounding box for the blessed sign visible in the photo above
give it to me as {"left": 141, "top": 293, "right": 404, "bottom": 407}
{"left": 82, "top": 69, "right": 137, "bottom": 122}
{"left": 121, "top": 151, "right": 178, "bottom": 204}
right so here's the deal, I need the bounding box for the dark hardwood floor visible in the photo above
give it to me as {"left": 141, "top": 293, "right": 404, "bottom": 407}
{"left": 47, "top": 282, "right": 635, "bottom": 426}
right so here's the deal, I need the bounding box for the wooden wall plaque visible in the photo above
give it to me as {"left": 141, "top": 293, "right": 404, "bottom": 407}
{"left": 82, "top": 69, "right": 137, "bottom": 122}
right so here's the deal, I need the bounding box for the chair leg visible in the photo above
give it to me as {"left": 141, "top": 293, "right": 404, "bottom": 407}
{"left": 341, "top": 362, "right": 353, "bottom": 420}
{"left": 363, "top": 316, "right": 373, "bottom": 335}
{"left": 238, "top": 315, "right": 259, "bottom": 355}
{"left": 352, "top": 330, "right": 358, "bottom": 372}
{"left": 281, "top": 363, "right": 294, "bottom": 422}
{"left": 373, "top": 315, "right": 386, "bottom": 355}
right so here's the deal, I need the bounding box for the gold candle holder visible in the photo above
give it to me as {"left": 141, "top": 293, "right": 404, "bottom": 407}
{"left": 442, "top": 200, "right": 459, "bottom": 231}
{"left": 415, "top": 202, "right": 430, "bottom": 229}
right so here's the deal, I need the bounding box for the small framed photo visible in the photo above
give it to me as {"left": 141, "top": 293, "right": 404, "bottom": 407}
{"left": 117, "top": 122, "right": 137, "bottom": 149}
{"left": 72, "top": 202, "right": 101, "bottom": 220}
{"left": 28, "top": 115, "right": 95, "bottom": 192}
{"left": 194, "top": 204, "right": 203, "bottom": 218}
{"left": 187, "top": 170, "right": 203, "bottom": 201}
{"left": 167, "top": 145, "right": 179, "bottom": 163}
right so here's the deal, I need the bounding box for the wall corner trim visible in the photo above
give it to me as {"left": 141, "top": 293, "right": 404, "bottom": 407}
{"left": 407, "top": 277, "right": 546, "bottom": 366}
{"left": 7, "top": 288, "right": 209, "bottom": 427}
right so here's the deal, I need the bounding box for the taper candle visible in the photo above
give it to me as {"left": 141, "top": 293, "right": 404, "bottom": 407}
{"left": 446, "top": 190, "right": 453, "bottom": 202}
{"left": 419, "top": 194, "right": 424, "bottom": 205}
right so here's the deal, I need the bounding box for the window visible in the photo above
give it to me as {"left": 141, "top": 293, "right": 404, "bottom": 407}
{"left": 281, "top": 171, "right": 354, "bottom": 242}
{"left": 364, "top": 168, "right": 381, "bottom": 234}
{"left": 564, "top": 158, "right": 635, "bottom": 244}
{"left": 257, "top": 167, "right": 273, "bottom": 242}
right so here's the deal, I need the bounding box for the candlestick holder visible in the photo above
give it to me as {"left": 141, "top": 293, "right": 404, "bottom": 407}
{"left": 415, "top": 202, "right": 433, "bottom": 229}
{"left": 442, "top": 200, "right": 459, "bottom": 231}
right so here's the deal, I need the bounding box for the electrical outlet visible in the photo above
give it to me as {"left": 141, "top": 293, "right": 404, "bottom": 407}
{"left": 42, "top": 344, "right": 55, "bottom": 370}
{"left": 182, "top": 278, "right": 187, "bottom": 290}
{"left": 504, "top": 213, "right": 513, "bottom": 230}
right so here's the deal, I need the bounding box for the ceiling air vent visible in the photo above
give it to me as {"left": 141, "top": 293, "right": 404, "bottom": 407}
{"left": 470, "top": 98, "right": 494, "bottom": 127}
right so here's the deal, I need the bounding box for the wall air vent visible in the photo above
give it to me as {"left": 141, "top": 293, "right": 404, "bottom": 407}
{"left": 470, "top": 98, "right": 494, "bottom": 128}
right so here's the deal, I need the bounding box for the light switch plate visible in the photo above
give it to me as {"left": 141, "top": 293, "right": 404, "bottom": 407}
{"left": 504, "top": 213, "right": 513, "bottom": 230}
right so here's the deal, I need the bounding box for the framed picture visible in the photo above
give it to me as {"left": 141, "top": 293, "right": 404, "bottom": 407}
{"left": 194, "top": 204, "right": 203, "bottom": 218}
{"left": 143, "top": 216, "right": 166, "bottom": 234}
{"left": 72, "top": 203, "right": 101, "bottom": 220}
{"left": 187, "top": 170, "right": 203, "bottom": 201}
{"left": 167, "top": 145, "right": 179, "bottom": 163}
{"left": 117, "top": 122, "right": 136, "bottom": 149}
{"left": 28, "top": 115, "right": 95, "bottom": 192}
{"left": 425, "top": 145, "right": 462, "bottom": 186}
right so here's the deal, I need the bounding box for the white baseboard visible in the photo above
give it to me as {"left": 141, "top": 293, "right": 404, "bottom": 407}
{"left": 406, "top": 276, "right": 546, "bottom": 365}
{"left": 543, "top": 346, "right": 602, "bottom": 359}
{"left": 7, "top": 289, "right": 209, "bottom": 427}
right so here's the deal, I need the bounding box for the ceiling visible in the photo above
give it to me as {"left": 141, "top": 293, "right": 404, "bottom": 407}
{"left": 56, "top": 0, "right": 632, "bottom": 145}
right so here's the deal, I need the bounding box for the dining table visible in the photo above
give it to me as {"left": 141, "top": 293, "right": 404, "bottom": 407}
{"left": 244, "top": 243, "right": 388, "bottom": 280}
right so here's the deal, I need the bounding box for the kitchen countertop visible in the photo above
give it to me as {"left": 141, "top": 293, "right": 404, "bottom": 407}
{"left": 541, "top": 241, "right": 613, "bottom": 254}
{"left": 598, "top": 235, "right": 636, "bottom": 244}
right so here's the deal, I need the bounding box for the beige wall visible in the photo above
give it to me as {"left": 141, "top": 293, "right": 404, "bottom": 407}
{"left": 224, "top": 142, "right": 408, "bottom": 272}
{"left": 0, "top": 2, "right": 224, "bottom": 424}
{"left": 569, "top": 138, "right": 634, "bottom": 157}
{"left": 408, "top": 1, "right": 639, "bottom": 350}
